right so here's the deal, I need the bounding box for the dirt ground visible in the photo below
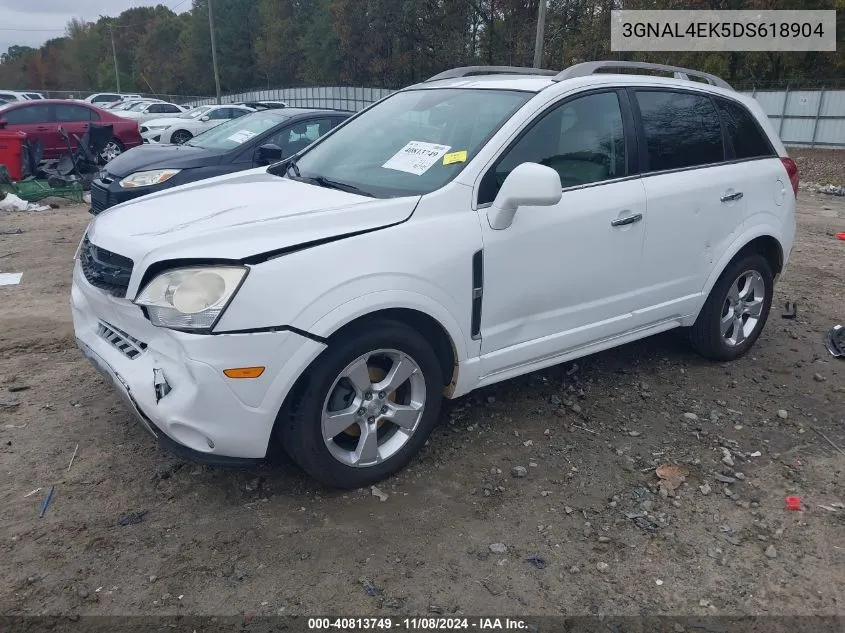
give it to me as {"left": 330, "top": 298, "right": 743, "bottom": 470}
{"left": 1, "top": 170, "right": 844, "bottom": 618}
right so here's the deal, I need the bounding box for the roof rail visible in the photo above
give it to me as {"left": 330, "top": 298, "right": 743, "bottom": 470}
{"left": 553, "top": 61, "right": 732, "bottom": 90}
{"left": 425, "top": 66, "right": 557, "bottom": 83}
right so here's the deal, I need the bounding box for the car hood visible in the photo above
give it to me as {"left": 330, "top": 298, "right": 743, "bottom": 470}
{"left": 87, "top": 168, "right": 420, "bottom": 281}
{"left": 104, "top": 143, "right": 224, "bottom": 176}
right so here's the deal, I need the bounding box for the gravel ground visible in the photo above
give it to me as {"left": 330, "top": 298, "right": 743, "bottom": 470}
{"left": 0, "top": 187, "right": 843, "bottom": 617}
{"left": 792, "top": 148, "right": 845, "bottom": 189}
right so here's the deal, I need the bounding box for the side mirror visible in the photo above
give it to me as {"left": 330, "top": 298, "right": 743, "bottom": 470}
{"left": 488, "top": 162, "right": 562, "bottom": 230}
{"left": 256, "top": 143, "right": 284, "bottom": 165}
{"left": 200, "top": 115, "right": 210, "bottom": 122}
{"left": 0, "top": 118, "right": 6, "bottom": 128}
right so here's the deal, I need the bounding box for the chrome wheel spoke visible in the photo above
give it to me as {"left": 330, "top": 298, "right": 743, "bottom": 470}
{"left": 344, "top": 356, "right": 373, "bottom": 394}
{"left": 374, "top": 355, "right": 416, "bottom": 393}
{"left": 323, "top": 406, "right": 360, "bottom": 438}
{"left": 733, "top": 316, "right": 747, "bottom": 344}
{"left": 744, "top": 298, "right": 764, "bottom": 318}
{"left": 383, "top": 401, "right": 423, "bottom": 431}
{"left": 727, "top": 283, "right": 741, "bottom": 305}
{"left": 720, "top": 312, "right": 734, "bottom": 336}
{"left": 353, "top": 425, "right": 380, "bottom": 465}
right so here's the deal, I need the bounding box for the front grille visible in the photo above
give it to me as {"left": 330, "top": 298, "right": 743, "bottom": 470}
{"left": 79, "top": 235, "right": 134, "bottom": 297}
{"left": 97, "top": 321, "right": 147, "bottom": 359}
{"left": 90, "top": 182, "right": 115, "bottom": 214}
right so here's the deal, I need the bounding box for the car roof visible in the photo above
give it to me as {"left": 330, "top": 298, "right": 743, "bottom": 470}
{"left": 1, "top": 99, "right": 98, "bottom": 106}
{"left": 410, "top": 63, "right": 736, "bottom": 99}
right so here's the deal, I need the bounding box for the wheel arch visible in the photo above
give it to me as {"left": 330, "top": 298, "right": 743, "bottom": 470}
{"left": 704, "top": 229, "right": 784, "bottom": 298}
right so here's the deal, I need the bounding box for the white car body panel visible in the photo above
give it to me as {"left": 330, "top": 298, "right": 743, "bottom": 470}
{"left": 71, "top": 71, "right": 797, "bottom": 461}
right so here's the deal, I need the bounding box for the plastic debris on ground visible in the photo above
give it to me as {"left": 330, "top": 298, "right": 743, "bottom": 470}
{"left": 786, "top": 496, "right": 802, "bottom": 511}
{"left": 0, "top": 273, "right": 22, "bottom": 286}
{"left": 826, "top": 325, "right": 845, "bottom": 358}
{"left": 118, "top": 510, "right": 148, "bottom": 526}
{"left": 782, "top": 301, "right": 798, "bottom": 319}
{"left": 0, "top": 192, "right": 49, "bottom": 212}
{"left": 525, "top": 555, "right": 548, "bottom": 569}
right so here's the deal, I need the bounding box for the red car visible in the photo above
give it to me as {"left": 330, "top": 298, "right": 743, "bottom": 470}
{"left": 0, "top": 99, "right": 142, "bottom": 162}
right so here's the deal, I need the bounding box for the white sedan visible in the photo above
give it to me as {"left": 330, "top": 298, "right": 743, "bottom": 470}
{"left": 140, "top": 105, "right": 255, "bottom": 144}
{"left": 115, "top": 101, "right": 185, "bottom": 123}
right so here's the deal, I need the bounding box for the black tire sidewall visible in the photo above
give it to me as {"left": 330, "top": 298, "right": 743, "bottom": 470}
{"left": 281, "top": 319, "right": 443, "bottom": 489}
{"left": 697, "top": 253, "right": 774, "bottom": 360}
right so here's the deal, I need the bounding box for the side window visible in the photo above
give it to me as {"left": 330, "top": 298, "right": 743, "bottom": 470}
{"left": 160, "top": 104, "right": 181, "bottom": 114}
{"left": 93, "top": 94, "right": 119, "bottom": 103}
{"left": 3, "top": 104, "right": 52, "bottom": 124}
{"left": 480, "top": 91, "right": 627, "bottom": 204}
{"left": 266, "top": 118, "right": 334, "bottom": 154}
{"left": 716, "top": 99, "right": 774, "bottom": 160}
{"left": 207, "top": 108, "right": 227, "bottom": 120}
{"left": 146, "top": 104, "right": 163, "bottom": 113}
{"left": 635, "top": 90, "right": 724, "bottom": 172}
{"left": 229, "top": 108, "right": 248, "bottom": 119}
{"left": 55, "top": 104, "right": 94, "bottom": 122}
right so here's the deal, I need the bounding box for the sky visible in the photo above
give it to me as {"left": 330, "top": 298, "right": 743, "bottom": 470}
{"left": 0, "top": 0, "right": 189, "bottom": 55}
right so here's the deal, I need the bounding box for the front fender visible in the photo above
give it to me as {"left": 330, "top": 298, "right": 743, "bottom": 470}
{"left": 306, "top": 288, "right": 471, "bottom": 364}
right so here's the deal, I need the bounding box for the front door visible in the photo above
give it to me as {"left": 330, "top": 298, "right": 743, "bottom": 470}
{"left": 476, "top": 89, "right": 647, "bottom": 380}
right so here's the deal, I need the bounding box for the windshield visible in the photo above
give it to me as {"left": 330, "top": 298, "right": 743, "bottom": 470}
{"left": 180, "top": 106, "right": 212, "bottom": 119}
{"left": 128, "top": 101, "right": 149, "bottom": 111}
{"left": 286, "top": 88, "right": 531, "bottom": 198}
{"left": 186, "top": 111, "right": 290, "bottom": 150}
{"left": 114, "top": 101, "right": 140, "bottom": 111}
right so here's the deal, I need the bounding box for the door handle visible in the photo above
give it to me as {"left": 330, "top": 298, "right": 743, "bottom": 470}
{"left": 611, "top": 212, "right": 643, "bottom": 227}
{"left": 720, "top": 191, "right": 743, "bottom": 203}
{"left": 35, "top": 126, "right": 50, "bottom": 131}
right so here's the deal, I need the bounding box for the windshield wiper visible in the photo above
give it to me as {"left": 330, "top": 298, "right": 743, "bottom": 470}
{"left": 310, "top": 176, "right": 374, "bottom": 197}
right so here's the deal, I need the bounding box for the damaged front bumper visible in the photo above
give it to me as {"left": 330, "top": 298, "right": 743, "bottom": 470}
{"left": 70, "top": 261, "right": 324, "bottom": 463}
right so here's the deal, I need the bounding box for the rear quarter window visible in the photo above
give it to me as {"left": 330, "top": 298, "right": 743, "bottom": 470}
{"left": 635, "top": 90, "right": 725, "bottom": 172}
{"left": 716, "top": 98, "right": 775, "bottom": 160}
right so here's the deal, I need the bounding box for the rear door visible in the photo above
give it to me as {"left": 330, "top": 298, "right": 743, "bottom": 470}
{"left": 630, "top": 88, "right": 744, "bottom": 327}
{"left": 54, "top": 103, "right": 98, "bottom": 144}
{"left": 1, "top": 103, "right": 59, "bottom": 156}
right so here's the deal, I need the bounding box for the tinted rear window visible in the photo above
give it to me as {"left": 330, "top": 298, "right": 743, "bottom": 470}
{"left": 635, "top": 90, "right": 724, "bottom": 172}
{"left": 716, "top": 98, "right": 774, "bottom": 160}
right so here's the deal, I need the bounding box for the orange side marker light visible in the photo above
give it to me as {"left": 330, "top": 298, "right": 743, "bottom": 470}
{"left": 223, "top": 367, "right": 265, "bottom": 379}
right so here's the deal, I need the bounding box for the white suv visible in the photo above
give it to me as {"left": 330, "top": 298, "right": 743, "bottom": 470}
{"left": 71, "top": 61, "right": 797, "bottom": 488}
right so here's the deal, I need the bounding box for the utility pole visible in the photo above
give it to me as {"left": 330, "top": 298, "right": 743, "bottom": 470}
{"left": 109, "top": 24, "right": 121, "bottom": 92}
{"left": 533, "top": 0, "right": 547, "bottom": 68}
{"left": 208, "top": 0, "right": 222, "bottom": 104}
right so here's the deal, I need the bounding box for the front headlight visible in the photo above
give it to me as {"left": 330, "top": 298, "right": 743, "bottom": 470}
{"left": 145, "top": 124, "right": 170, "bottom": 131}
{"left": 135, "top": 266, "right": 248, "bottom": 331}
{"left": 119, "top": 169, "right": 181, "bottom": 188}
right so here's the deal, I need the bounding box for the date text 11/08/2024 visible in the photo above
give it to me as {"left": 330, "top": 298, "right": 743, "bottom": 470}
{"left": 307, "top": 618, "right": 529, "bottom": 630}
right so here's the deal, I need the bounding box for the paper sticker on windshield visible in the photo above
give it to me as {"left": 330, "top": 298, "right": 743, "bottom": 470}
{"left": 227, "top": 130, "right": 257, "bottom": 144}
{"left": 382, "top": 141, "right": 451, "bottom": 175}
{"left": 443, "top": 150, "right": 467, "bottom": 165}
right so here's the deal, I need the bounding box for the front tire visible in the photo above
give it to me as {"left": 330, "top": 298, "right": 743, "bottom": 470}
{"left": 690, "top": 253, "right": 774, "bottom": 361}
{"left": 279, "top": 319, "right": 444, "bottom": 489}
{"left": 170, "top": 129, "right": 193, "bottom": 144}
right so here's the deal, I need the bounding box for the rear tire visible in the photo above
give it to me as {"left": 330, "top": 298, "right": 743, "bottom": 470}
{"left": 100, "top": 138, "right": 123, "bottom": 164}
{"left": 279, "top": 318, "right": 443, "bottom": 489}
{"left": 690, "top": 253, "right": 773, "bottom": 361}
